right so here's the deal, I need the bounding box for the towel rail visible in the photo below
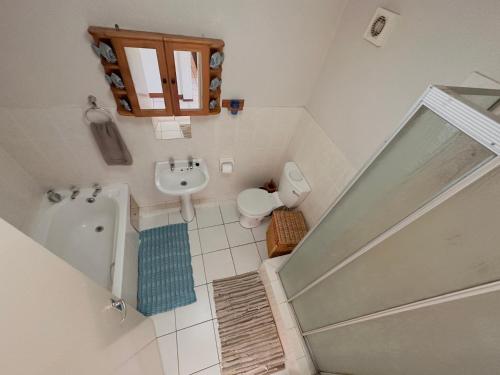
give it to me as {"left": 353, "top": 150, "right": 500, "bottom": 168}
{"left": 84, "top": 95, "right": 114, "bottom": 125}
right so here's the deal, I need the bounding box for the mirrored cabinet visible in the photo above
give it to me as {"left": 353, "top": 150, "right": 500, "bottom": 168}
{"left": 88, "top": 26, "right": 224, "bottom": 117}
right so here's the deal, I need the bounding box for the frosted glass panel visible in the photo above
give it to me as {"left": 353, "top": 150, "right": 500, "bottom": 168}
{"left": 279, "top": 107, "right": 494, "bottom": 297}
{"left": 292, "top": 166, "right": 500, "bottom": 331}
{"left": 307, "top": 290, "right": 500, "bottom": 374}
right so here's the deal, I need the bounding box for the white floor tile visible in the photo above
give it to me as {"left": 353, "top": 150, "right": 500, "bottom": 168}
{"left": 175, "top": 285, "right": 212, "bottom": 330}
{"left": 199, "top": 225, "right": 229, "bottom": 253}
{"left": 220, "top": 200, "right": 240, "bottom": 223}
{"left": 192, "top": 364, "right": 221, "bottom": 375}
{"left": 151, "top": 309, "right": 176, "bottom": 337}
{"left": 212, "top": 319, "right": 222, "bottom": 361}
{"left": 231, "top": 243, "right": 262, "bottom": 274}
{"left": 192, "top": 255, "right": 206, "bottom": 286}
{"left": 203, "top": 249, "right": 236, "bottom": 283}
{"left": 207, "top": 283, "right": 217, "bottom": 319}
{"left": 251, "top": 217, "right": 270, "bottom": 241}
{"left": 169, "top": 210, "right": 197, "bottom": 230}
{"left": 157, "top": 333, "right": 178, "bottom": 375}
{"left": 177, "top": 321, "right": 219, "bottom": 375}
{"left": 139, "top": 213, "right": 169, "bottom": 231}
{"left": 196, "top": 205, "right": 223, "bottom": 228}
{"left": 189, "top": 230, "right": 202, "bottom": 256}
{"left": 225, "top": 222, "right": 254, "bottom": 247}
{"left": 256, "top": 241, "right": 269, "bottom": 260}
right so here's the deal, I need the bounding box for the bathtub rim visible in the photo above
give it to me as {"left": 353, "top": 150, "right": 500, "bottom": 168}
{"left": 26, "top": 183, "right": 132, "bottom": 299}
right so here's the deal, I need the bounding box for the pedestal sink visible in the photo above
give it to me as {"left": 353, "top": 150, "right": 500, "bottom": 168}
{"left": 155, "top": 159, "right": 209, "bottom": 222}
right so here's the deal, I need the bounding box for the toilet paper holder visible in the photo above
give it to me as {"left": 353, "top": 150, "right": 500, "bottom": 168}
{"left": 219, "top": 157, "right": 234, "bottom": 174}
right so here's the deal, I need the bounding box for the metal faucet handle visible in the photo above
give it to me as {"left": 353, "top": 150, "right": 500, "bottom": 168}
{"left": 70, "top": 186, "right": 80, "bottom": 199}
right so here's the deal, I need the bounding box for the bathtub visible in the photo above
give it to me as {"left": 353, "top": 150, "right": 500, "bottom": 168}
{"left": 29, "top": 184, "right": 139, "bottom": 306}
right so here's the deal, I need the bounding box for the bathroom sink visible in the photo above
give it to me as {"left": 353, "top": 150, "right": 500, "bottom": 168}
{"left": 155, "top": 159, "right": 209, "bottom": 222}
{"left": 155, "top": 159, "right": 209, "bottom": 195}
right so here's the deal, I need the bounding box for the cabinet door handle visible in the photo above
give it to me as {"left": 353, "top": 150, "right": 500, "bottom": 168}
{"left": 171, "top": 78, "right": 176, "bottom": 85}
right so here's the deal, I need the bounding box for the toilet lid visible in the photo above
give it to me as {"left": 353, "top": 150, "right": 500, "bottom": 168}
{"left": 237, "top": 188, "right": 274, "bottom": 217}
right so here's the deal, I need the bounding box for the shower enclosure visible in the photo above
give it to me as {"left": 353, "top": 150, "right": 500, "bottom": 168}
{"left": 277, "top": 86, "right": 500, "bottom": 374}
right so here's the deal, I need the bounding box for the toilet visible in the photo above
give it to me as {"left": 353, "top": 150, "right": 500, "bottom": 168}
{"left": 237, "top": 162, "right": 311, "bottom": 228}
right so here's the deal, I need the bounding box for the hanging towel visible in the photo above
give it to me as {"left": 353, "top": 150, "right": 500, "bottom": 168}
{"left": 90, "top": 120, "right": 133, "bottom": 165}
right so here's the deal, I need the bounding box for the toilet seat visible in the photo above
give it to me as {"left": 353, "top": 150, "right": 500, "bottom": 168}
{"left": 237, "top": 188, "right": 275, "bottom": 218}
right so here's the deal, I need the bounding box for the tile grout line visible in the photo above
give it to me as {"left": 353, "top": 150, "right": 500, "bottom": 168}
{"left": 249, "top": 225, "right": 264, "bottom": 262}
{"left": 156, "top": 317, "right": 217, "bottom": 339}
{"left": 198, "top": 222, "right": 221, "bottom": 366}
{"left": 219, "top": 205, "right": 237, "bottom": 276}
{"left": 189, "top": 363, "right": 221, "bottom": 375}
{"left": 174, "top": 311, "right": 180, "bottom": 375}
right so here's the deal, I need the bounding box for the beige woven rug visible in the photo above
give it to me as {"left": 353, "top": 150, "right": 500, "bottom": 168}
{"left": 213, "top": 272, "right": 285, "bottom": 375}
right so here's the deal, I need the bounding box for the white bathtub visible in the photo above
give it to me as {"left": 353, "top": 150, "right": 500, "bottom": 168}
{"left": 29, "top": 184, "right": 139, "bottom": 305}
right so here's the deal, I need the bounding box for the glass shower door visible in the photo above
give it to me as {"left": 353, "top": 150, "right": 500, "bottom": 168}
{"left": 279, "top": 106, "right": 494, "bottom": 298}
{"left": 277, "top": 86, "right": 500, "bottom": 374}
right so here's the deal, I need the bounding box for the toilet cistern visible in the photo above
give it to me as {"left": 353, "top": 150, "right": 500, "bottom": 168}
{"left": 155, "top": 158, "right": 209, "bottom": 222}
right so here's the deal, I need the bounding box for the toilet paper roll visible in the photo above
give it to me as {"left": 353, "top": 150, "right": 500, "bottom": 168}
{"left": 221, "top": 163, "right": 233, "bottom": 174}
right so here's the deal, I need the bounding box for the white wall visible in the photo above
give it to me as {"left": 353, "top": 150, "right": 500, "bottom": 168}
{"left": 0, "top": 138, "right": 42, "bottom": 231}
{"left": 0, "top": 0, "right": 345, "bottom": 210}
{"left": 0, "top": 0, "right": 345, "bottom": 108}
{"left": 281, "top": 0, "right": 500, "bottom": 226}
{"left": 307, "top": 0, "right": 500, "bottom": 169}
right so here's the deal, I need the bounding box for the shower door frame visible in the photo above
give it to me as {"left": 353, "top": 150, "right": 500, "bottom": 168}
{"left": 276, "top": 85, "right": 500, "bottom": 372}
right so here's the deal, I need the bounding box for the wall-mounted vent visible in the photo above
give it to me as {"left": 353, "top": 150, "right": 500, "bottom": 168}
{"left": 363, "top": 7, "right": 400, "bottom": 47}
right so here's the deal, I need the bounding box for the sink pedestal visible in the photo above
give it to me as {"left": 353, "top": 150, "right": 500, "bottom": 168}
{"left": 180, "top": 194, "right": 195, "bottom": 222}
{"left": 155, "top": 159, "right": 209, "bottom": 222}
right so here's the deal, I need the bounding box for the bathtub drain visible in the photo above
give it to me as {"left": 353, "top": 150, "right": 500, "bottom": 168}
{"left": 95, "top": 226, "right": 104, "bottom": 233}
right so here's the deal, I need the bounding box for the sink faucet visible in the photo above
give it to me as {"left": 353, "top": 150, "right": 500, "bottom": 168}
{"left": 169, "top": 158, "right": 175, "bottom": 172}
{"left": 92, "top": 183, "right": 102, "bottom": 198}
{"left": 70, "top": 186, "right": 80, "bottom": 200}
{"left": 47, "top": 189, "right": 63, "bottom": 203}
{"left": 188, "top": 156, "right": 194, "bottom": 170}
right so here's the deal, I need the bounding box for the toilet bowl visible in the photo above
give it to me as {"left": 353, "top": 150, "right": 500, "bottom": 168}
{"left": 237, "top": 162, "right": 311, "bottom": 228}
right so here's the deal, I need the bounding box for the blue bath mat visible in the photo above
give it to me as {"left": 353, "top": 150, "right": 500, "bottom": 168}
{"left": 137, "top": 223, "right": 196, "bottom": 316}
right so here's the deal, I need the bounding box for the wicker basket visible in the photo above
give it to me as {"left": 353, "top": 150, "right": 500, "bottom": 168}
{"left": 266, "top": 210, "right": 307, "bottom": 258}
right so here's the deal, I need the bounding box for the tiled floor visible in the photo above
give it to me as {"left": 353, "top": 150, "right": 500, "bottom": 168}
{"left": 142, "top": 201, "right": 271, "bottom": 375}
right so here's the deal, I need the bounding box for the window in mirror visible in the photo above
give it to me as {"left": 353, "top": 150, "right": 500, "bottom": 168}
{"left": 173, "top": 50, "right": 202, "bottom": 110}
{"left": 124, "top": 47, "right": 166, "bottom": 110}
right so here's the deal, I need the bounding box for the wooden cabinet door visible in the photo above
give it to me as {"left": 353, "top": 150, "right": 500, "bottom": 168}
{"left": 113, "top": 38, "right": 174, "bottom": 117}
{"left": 164, "top": 41, "right": 210, "bottom": 116}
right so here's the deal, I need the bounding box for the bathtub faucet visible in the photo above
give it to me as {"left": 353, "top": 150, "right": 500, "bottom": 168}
{"left": 47, "top": 189, "right": 63, "bottom": 203}
{"left": 70, "top": 186, "right": 80, "bottom": 200}
{"left": 92, "top": 183, "right": 102, "bottom": 198}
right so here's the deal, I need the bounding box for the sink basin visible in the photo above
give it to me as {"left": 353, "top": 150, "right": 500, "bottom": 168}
{"left": 155, "top": 159, "right": 209, "bottom": 222}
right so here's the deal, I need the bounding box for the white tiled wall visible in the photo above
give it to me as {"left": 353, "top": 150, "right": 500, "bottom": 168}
{"left": 285, "top": 109, "right": 357, "bottom": 226}
{"left": 0, "top": 144, "right": 42, "bottom": 231}
{"left": 0, "top": 103, "right": 357, "bottom": 229}
{"left": 0, "top": 106, "right": 301, "bottom": 207}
